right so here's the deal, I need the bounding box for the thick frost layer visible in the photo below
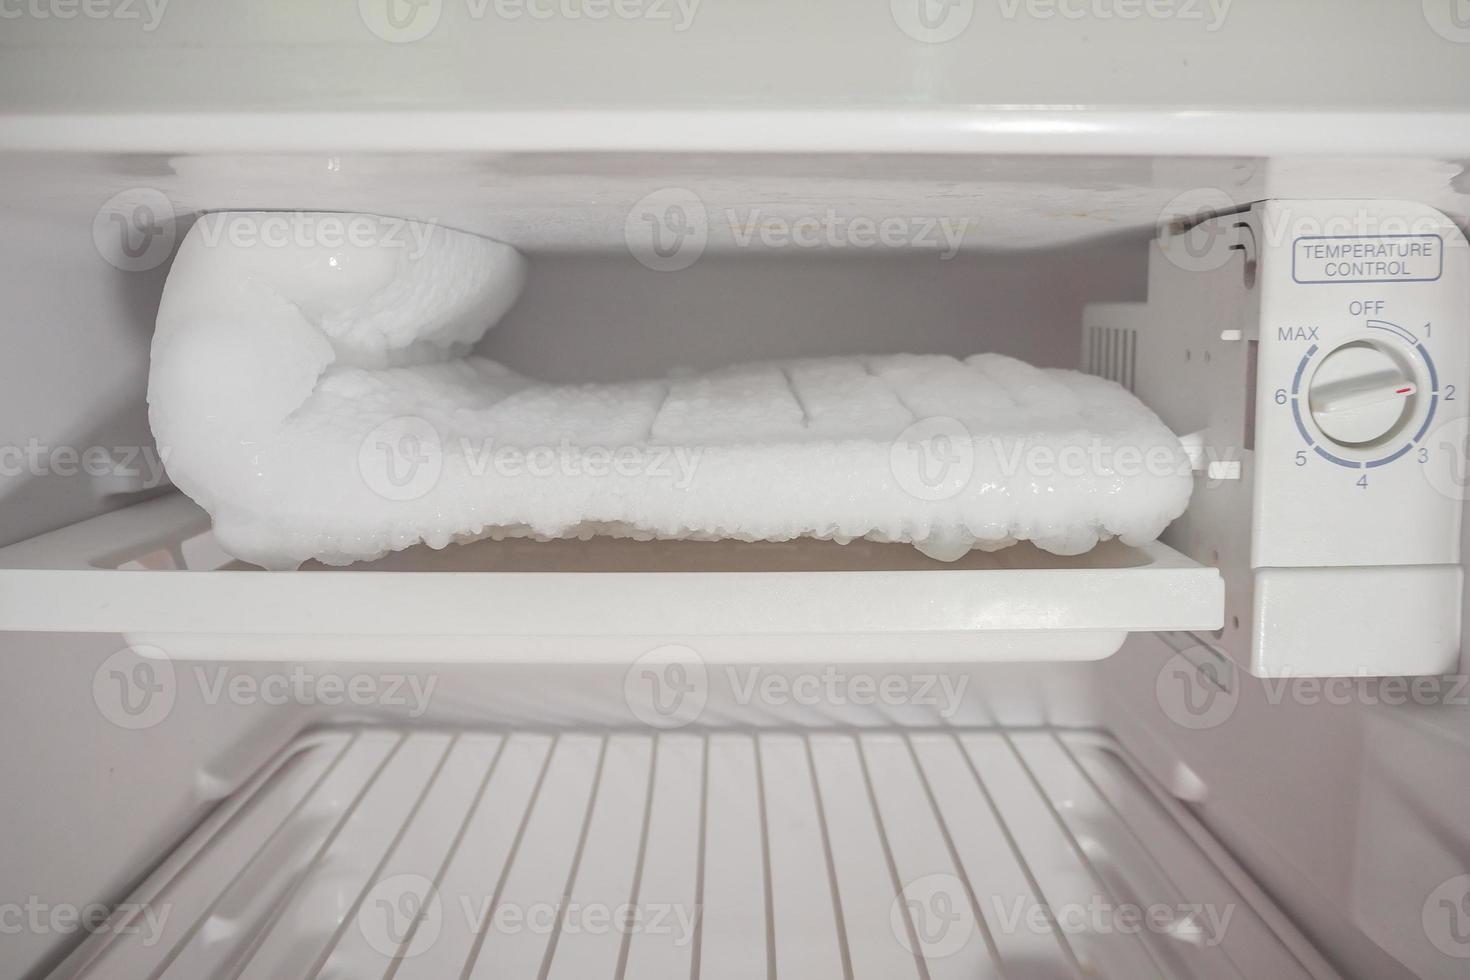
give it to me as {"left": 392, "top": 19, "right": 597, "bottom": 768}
{"left": 149, "top": 212, "right": 1193, "bottom": 569}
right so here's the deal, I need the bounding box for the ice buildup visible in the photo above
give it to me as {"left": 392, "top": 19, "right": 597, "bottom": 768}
{"left": 149, "top": 212, "right": 1193, "bottom": 569}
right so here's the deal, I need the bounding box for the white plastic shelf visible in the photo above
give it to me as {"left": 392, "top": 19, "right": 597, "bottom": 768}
{"left": 0, "top": 494, "right": 1222, "bottom": 662}
{"left": 49, "top": 726, "right": 1335, "bottom": 980}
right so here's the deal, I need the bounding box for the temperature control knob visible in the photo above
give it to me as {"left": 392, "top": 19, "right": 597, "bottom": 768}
{"left": 1307, "top": 341, "right": 1417, "bottom": 446}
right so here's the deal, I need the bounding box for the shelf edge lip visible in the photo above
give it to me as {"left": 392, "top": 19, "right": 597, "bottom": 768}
{"left": 2, "top": 109, "right": 1470, "bottom": 156}
{"left": 0, "top": 495, "right": 1223, "bottom": 640}
{"left": 0, "top": 564, "right": 1224, "bottom": 636}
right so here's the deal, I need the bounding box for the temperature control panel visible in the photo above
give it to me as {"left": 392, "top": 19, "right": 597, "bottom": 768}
{"left": 1107, "top": 199, "right": 1468, "bottom": 676}
{"left": 1254, "top": 218, "right": 1465, "bottom": 573}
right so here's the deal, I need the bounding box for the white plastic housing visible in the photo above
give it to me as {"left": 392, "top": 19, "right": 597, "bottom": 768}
{"left": 1112, "top": 199, "right": 1469, "bottom": 677}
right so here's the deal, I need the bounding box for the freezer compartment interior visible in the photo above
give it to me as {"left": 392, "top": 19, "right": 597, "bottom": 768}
{"left": 13, "top": 193, "right": 1469, "bottom": 676}
{"left": 2, "top": 150, "right": 1469, "bottom": 980}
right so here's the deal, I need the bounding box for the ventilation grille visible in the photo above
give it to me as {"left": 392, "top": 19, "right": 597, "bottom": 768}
{"left": 51, "top": 726, "right": 1331, "bottom": 980}
{"left": 1087, "top": 324, "right": 1137, "bottom": 391}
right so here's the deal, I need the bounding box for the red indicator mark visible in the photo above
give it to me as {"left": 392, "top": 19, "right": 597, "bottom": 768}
{"left": 1396, "top": 387, "right": 1413, "bottom": 394}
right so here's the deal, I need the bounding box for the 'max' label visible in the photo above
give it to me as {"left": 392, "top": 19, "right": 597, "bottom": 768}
{"left": 1292, "top": 234, "right": 1443, "bottom": 284}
